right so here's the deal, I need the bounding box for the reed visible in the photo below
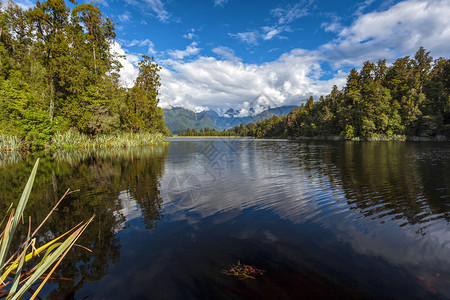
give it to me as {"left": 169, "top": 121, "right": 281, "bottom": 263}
{"left": 51, "top": 131, "right": 166, "bottom": 149}
{"left": 0, "top": 135, "right": 23, "bottom": 152}
{"left": 0, "top": 159, "right": 94, "bottom": 299}
{"left": 366, "top": 134, "right": 407, "bottom": 141}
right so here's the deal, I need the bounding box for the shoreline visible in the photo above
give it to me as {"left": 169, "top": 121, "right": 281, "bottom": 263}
{"left": 2, "top": 133, "right": 448, "bottom": 153}
{"left": 169, "top": 135, "right": 449, "bottom": 142}
{"left": 0, "top": 132, "right": 170, "bottom": 152}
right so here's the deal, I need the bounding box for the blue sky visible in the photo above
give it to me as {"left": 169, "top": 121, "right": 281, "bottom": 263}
{"left": 15, "top": 0, "right": 450, "bottom": 115}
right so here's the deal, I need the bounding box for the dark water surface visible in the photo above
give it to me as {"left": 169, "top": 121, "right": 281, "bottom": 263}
{"left": 0, "top": 139, "right": 449, "bottom": 299}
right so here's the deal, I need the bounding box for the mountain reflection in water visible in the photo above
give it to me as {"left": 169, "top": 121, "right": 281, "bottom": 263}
{"left": 0, "top": 140, "right": 448, "bottom": 299}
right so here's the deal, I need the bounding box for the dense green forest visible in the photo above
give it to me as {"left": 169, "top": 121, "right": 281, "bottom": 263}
{"left": 0, "top": 0, "right": 169, "bottom": 148}
{"left": 180, "top": 48, "right": 449, "bottom": 140}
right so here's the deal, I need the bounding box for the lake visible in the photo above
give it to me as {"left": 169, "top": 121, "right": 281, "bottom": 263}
{"left": 0, "top": 139, "right": 449, "bottom": 299}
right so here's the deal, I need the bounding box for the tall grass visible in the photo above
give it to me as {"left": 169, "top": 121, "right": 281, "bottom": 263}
{"left": 52, "top": 144, "right": 169, "bottom": 165}
{"left": 51, "top": 131, "right": 166, "bottom": 149}
{"left": 0, "top": 159, "right": 94, "bottom": 299}
{"left": 0, "top": 135, "right": 23, "bottom": 152}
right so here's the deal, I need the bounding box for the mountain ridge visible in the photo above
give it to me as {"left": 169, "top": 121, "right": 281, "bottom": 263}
{"left": 163, "top": 105, "right": 297, "bottom": 134}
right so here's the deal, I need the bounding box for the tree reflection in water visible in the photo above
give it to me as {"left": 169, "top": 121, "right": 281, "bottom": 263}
{"left": 295, "top": 141, "right": 450, "bottom": 232}
{"left": 0, "top": 146, "right": 168, "bottom": 299}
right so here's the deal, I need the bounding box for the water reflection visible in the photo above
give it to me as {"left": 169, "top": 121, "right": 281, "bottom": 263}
{"left": 0, "top": 140, "right": 449, "bottom": 298}
{"left": 158, "top": 139, "right": 450, "bottom": 298}
{"left": 0, "top": 146, "right": 168, "bottom": 299}
{"left": 163, "top": 140, "right": 449, "bottom": 232}
{"left": 298, "top": 142, "right": 450, "bottom": 229}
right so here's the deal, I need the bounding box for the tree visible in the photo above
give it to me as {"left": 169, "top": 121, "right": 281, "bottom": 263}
{"left": 30, "top": 0, "right": 73, "bottom": 122}
{"left": 122, "top": 56, "right": 168, "bottom": 134}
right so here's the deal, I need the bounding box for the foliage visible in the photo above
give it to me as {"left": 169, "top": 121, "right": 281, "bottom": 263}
{"left": 0, "top": 135, "right": 23, "bottom": 152}
{"left": 0, "top": 145, "right": 168, "bottom": 297}
{"left": 0, "top": 159, "right": 93, "bottom": 299}
{"left": 51, "top": 131, "right": 166, "bottom": 149}
{"left": 0, "top": 0, "right": 169, "bottom": 148}
{"left": 179, "top": 47, "right": 449, "bottom": 140}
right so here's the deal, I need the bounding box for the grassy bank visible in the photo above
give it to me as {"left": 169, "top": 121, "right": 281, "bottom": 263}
{"left": 170, "top": 135, "right": 244, "bottom": 139}
{"left": 51, "top": 131, "right": 167, "bottom": 149}
{"left": 292, "top": 134, "right": 448, "bottom": 142}
{"left": 0, "top": 132, "right": 168, "bottom": 152}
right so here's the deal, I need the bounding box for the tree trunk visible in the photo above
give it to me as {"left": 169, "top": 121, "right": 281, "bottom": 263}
{"left": 49, "top": 77, "right": 54, "bottom": 122}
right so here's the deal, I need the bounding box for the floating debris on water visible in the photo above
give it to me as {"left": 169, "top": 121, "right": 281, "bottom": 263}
{"left": 222, "top": 261, "right": 265, "bottom": 280}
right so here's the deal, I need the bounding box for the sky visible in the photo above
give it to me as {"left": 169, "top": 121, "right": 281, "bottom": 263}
{"left": 15, "top": 0, "right": 450, "bottom": 115}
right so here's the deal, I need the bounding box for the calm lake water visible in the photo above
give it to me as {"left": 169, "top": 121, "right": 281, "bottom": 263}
{"left": 0, "top": 139, "right": 449, "bottom": 299}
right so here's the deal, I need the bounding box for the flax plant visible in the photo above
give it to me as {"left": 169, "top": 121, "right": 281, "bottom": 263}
{"left": 0, "top": 159, "right": 94, "bottom": 299}
{"left": 51, "top": 131, "right": 166, "bottom": 149}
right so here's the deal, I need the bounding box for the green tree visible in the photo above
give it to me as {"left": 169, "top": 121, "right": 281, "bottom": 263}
{"left": 122, "top": 56, "right": 168, "bottom": 134}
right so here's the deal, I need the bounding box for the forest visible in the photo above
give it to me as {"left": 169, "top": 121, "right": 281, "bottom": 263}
{"left": 0, "top": 0, "right": 169, "bottom": 148}
{"left": 180, "top": 47, "right": 449, "bottom": 140}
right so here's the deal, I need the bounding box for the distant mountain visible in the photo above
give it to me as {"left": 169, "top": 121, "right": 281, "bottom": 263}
{"left": 163, "top": 107, "right": 221, "bottom": 134}
{"left": 203, "top": 109, "right": 252, "bottom": 129}
{"left": 267, "top": 106, "right": 297, "bottom": 116}
{"left": 163, "top": 105, "right": 297, "bottom": 133}
{"left": 249, "top": 110, "right": 276, "bottom": 123}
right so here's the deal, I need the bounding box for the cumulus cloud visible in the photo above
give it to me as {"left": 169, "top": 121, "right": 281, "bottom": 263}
{"left": 110, "top": 42, "right": 139, "bottom": 88}
{"left": 158, "top": 49, "right": 346, "bottom": 113}
{"left": 115, "top": 0, "right": 450, "bottom": 115}
{"left": 212, "top": 46, "right": 241, "bottom": 63}
{"left": 167, "top": 42, "right": 201, "bottom": 60}
{"left": 321, "top": 0, "right": 450, "bottom": 67}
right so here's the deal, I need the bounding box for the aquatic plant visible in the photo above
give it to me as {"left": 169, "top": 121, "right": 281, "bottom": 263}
{"left": 0, "top": 159, "right": 94, "bottom": 299}
{"left": 222, "top": 261, "right": 265, "bottom": 280}
{"left": 51, "top": 131, "right": 166, "bottom": 149}
{"left": 0, "top": 135, "right": 23, "bottom": 152}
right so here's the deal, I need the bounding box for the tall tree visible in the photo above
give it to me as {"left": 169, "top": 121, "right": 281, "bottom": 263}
{"left": 30, "top": 0, "right": 73, "bottom": 122}
{"left": 122, "top": 56, "right": 168, "bottom": 134}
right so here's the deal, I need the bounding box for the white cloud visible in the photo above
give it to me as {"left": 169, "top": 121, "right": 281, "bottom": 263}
{"left": 158, "top": 49, "right": 346, "bottom": 113}
{"left": 183, "top": 28, "right": 197, "bottom": 40}
{"left": 271, "top": 3, "right": 308, "bottom": 25}
{"left": 167, "top": 42, "right": 201, "bottom": 60}
{"left": 125, "top": 38, "right": 157, "bottom": 55}
{"left": 10, "top": 0, "right": 34, "bottom": 9}
{"left": 321, "top": 0, "right": 450, "bottom": 67}
{"left": 110, "top": 42, "right": 139, "bottom": 88}
{"left": 354, "top": 0, "right": 376, "bottom": 16}
{"left": 229, "top": 2, "right": 309, "bottom": 45}
{"left": 212, "top": 46, "right": 241, "bottom": 63}
{"left": 118, "top": 11, "right": 131, "bottom": 23}
{"left": 228, "top": 31, "right": 259, "bottom": 46}
{"left": 95, "top": 0, "right": 109, "bottom": 7}
{"left": 214, "top": 0, "right": 229, "bottom": 7}
{"left": 321, "top": 15, "right": 343, "bottom": 33}
{"left": 144, "top": 0, "right": 169, "bottom": 21}
{"left": 124, "top": 0, "right": 169, "bottom": 22}
{"left": 116, "top": 0, "right": 450, "bottom": 115}
{"left": 261, "top": 26, "right": 284, "bottom": 41}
